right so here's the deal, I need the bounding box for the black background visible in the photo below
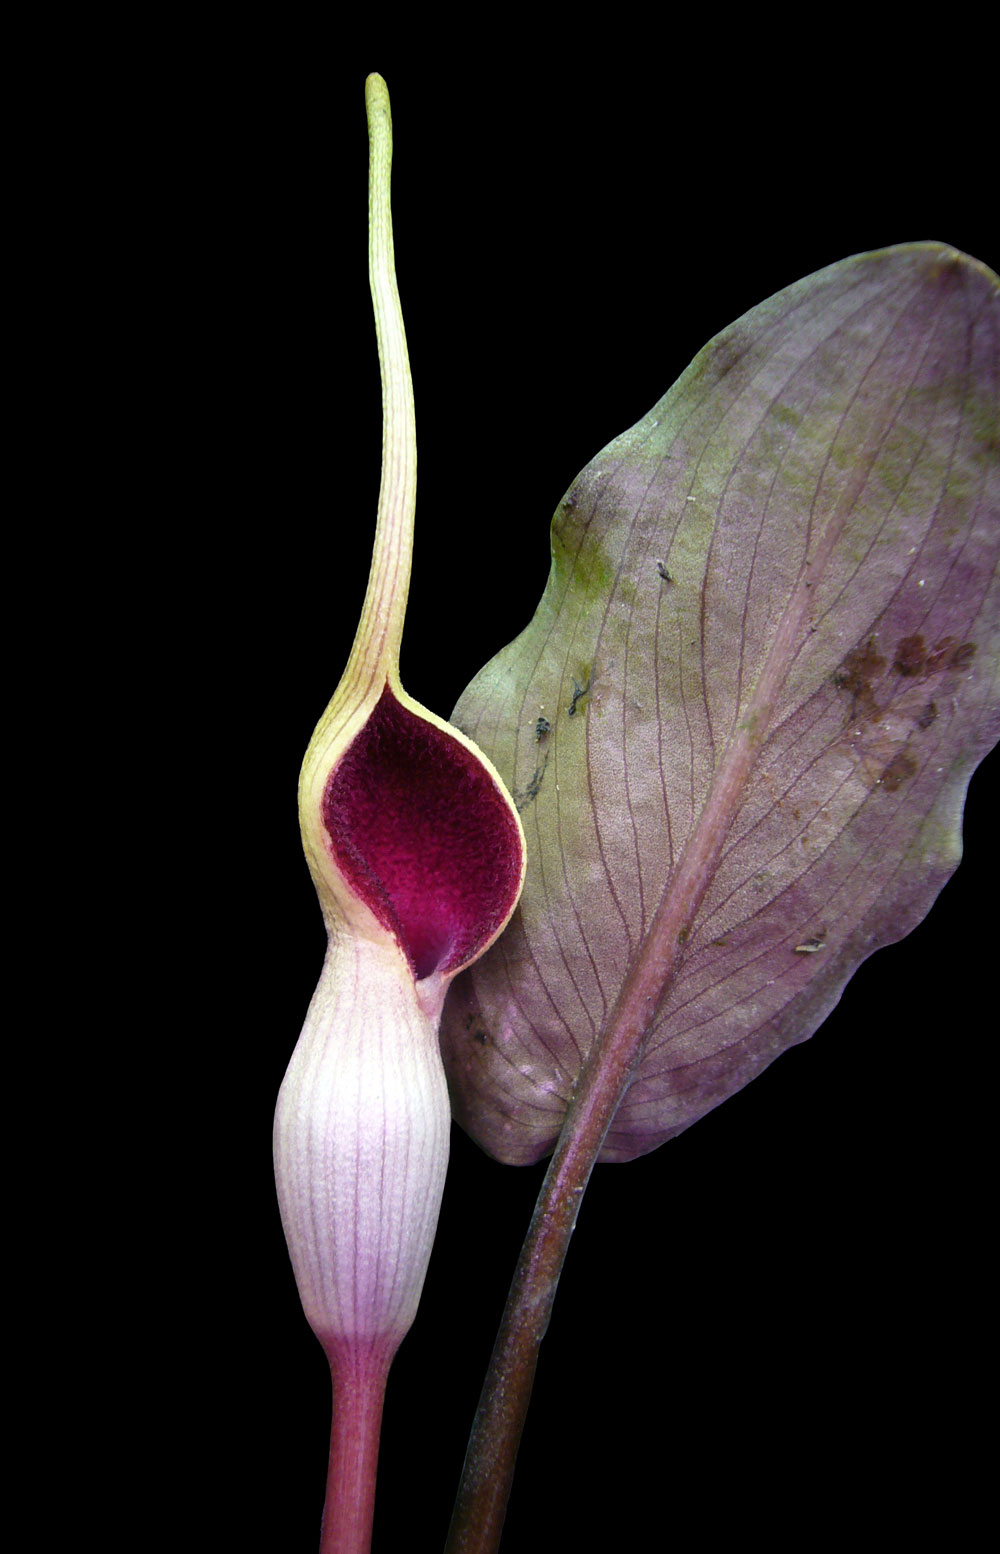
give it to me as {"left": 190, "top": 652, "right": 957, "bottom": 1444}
{"left": 113, "top": 46, "right": 997, "bottom": 1554}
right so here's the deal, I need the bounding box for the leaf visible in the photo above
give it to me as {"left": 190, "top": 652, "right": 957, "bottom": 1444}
{"left": 440, "top": 242, "right": 1000, "bottom": 1165}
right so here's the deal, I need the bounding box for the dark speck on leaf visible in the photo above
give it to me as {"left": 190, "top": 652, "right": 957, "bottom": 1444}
{"left": 568, "top": 677, "right": 590, "bottom": 717}
{"left": 656, "top": 560, "right": 673, "bottom": 582}
{"left": 917, "top": 701, "right": 938, "bottom": 730}
{"left": 472, "top": 1029, "right": 487, "bottom": 1046}
{"left": 514, "top": 755, "right": 548, "bottom": 812}
{"left": 536, "top": 716, "right": 551, "bottom": 741}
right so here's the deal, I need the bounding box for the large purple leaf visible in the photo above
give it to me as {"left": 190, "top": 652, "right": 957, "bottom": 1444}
{"left": 440, "top": 242, "right": 999, "bottom": 1164}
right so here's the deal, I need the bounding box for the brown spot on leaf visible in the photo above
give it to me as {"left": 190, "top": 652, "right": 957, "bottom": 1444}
{"left": 923, "top": 637, "right": 977, "bottom": 676}
{"left": 880, "top": 749, "right": 919, "bottom": 792}
{"left": 924, "top": 636, "right": 956, "bottom": 674}
{"left": 894, "top": 633, "right": 927, "bottom": 677}
{"left": 835, "top": 638, "right": 886, "bottom": 691}
{"left": 834, "top": 637, "right": 886, "bottom": 721}
{"left": 836, "top": 625, "right": 976, "bottom": 793}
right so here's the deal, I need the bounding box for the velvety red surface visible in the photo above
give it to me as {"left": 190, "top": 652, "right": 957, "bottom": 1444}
{"left": 323, "top": 686, "right": 522, "bottom": 980}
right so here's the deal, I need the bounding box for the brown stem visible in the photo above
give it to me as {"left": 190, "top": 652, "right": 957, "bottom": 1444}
{"left": 441, "top": 1117, "right": 609, "bottom": 1552}
{"left": 321, "top": 1342, "right": 392, "bottom": 1554}
{"left": 443, "top": 937, "right": 671, "bottom": 1550}
{"left": 445, "top": 662, "right": 774, "bottom": 1549}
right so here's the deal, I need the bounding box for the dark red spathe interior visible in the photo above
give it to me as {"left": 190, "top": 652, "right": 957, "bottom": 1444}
{"left": 323, "top": 685, "right": 523, "bottom": 980}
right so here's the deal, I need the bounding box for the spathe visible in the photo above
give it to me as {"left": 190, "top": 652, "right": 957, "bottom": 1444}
{"left": 273, "top": 75, "right": 525, "bottom": 1554}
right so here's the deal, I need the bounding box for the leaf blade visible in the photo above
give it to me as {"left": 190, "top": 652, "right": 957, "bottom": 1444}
{"left": 442, "top": 242, "right": 1000, "bottom": 1164}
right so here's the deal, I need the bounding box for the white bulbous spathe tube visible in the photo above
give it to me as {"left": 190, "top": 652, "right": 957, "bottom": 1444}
{"left": 274, "top": 932, "right": 450, "bottom": 1357}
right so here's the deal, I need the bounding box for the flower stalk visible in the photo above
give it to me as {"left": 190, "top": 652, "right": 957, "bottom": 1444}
{"left": 273, "top": 74, "right": 525, "bottom": 1554}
